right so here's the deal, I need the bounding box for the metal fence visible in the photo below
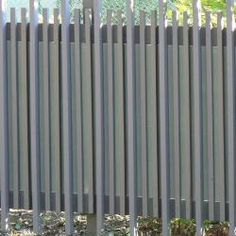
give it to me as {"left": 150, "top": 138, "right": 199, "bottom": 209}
{"left": 0, "top": 0, "right": 236, "bottom": 235}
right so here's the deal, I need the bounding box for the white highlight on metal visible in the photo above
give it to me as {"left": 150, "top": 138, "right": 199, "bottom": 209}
{"left": 130, "top": 226, "right": 137, "bottom": 235}
{"left": 4, "top": 218, "right": 8, "bottom": 231}
{"left": 196, "top": 0, "right": 201, "bottom": 10}
{"left": 164, "top": 18, "right": 168, "bottom": 27}
{"left": 220, "top": 16, "right": 224, "bottom": 29}
{"left": 208, "top": 12, "right": 212, "bottom": 28}
{"left": 130, "top": 0, "right": 134, "bottom": 11}
{"left": 1, "top": 0, "right": 6, "bottom": 12}
{"left": 196, "top": 0, "right": 201, "bottom": 25}
{"left": 34, "top": 0, "right": 38, "bottom": 10}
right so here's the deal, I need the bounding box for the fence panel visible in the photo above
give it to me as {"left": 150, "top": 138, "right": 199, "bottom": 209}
{"left": 1, "top": 0, "right": 236, "bottom": 235}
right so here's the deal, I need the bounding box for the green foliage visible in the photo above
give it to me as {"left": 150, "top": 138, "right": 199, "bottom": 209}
{"left": 176, "top": 0, "right": 226, "bottom": 15}
{"left": 36, "top": 0, "right": 230, "bottom": 24}
{"left": 201, "top": 0, "right": 226, "bottom": 13}
{"left": 175, "top": 0, "right": 232, "bottom": 25}
{"left": 204, "top": 220, "right": 229, "bottom": 236}
{"left": 55, "top": 0, "right": 82, "bottom": 9}
{"left": 170, "top": 218, "right": 196, "bottom": 236}
{"left": 137, "top": 217, "right": 162, "bottom": 233}
{"left": 53, "top": 0, "right": 176, "bottom": 23}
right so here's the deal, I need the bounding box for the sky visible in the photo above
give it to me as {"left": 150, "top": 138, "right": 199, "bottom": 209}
{"left": 7, "top": 0, "right": 57, "bottom": 8}
{"left": 5, "top": 0, "right": 58, "bottom": 20}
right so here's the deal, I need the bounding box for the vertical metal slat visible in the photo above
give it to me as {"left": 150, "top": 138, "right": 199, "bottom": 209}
{"left": 116, "top": 10, "right": 126, "bottom": 216}
{"left": 107, "top": 9, "right": 115, "bottom": 215}
{"left": 150, "top": 10, "right": 159, "bottom": 218}
{"left": 52, "top": 8, "right": 61, "bottom": 213}
{"left": 0, "top": 0, "right": 9, "bottom": 230}
{"left": 93, "top": 0, "right": 104, "bottom": 233}
{"left": 159, "top": 0, "right": 170, "bottom": 234}
{"left": 127, "top": 0, "right": 137, "bottom": 234}
{"left": 172, "top": 10, "right": 181, "bottom": 218}
{"left": 10, "top": 7, "right": 19, "bottom": 209}
{"left": 216, "top": 12, "right": 225, "bottom": 221}
{"left": 183, "top": 11, "right": 191, "bottom": 220}
{"left": 42, "top": 8, "right": 51, "bottom": 211}
{"left": 226, "top": 0, "right": 235, "bottom": 234}
{"left": 61, "top": 0, "right": 74, "bottom": 233}
{"left": 20, "top": 7, "right": 30, "bottom": 210}
{"left": 74, "top": 8, "right": 83, "bottom": 214}
{"left": 140, "top": 10, "right": 148, "bottom": 217}
{"left": 84, "top": 9, "right": 94, "bottom": 214}
{"left": 206, "top": 12, "right": 214, "bottom": 220}
{"left": 193, "top": 0, "right": 203, "bottom": 233}
{"left": 29, "top": 0, "right": 41, "bottom": 232}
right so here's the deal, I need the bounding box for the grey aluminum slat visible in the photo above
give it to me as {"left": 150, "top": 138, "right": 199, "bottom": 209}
{"left": 74, "top": 8, "right": 83, "bottom": 214}
{"left": 172, "top": 10, "right": 180, "bottom": 218}
{"left": 84, "top": 9, "right": 94, "bottom": 214}
{"left": 29, "top": 0, "right": 41, "bottom": 232}
{"left": 159, "top": 0, "right": 170, "bottom": 234}
{"left": 42, "top": 8, "right": 51, "bottom": 211}
{"left": 206, "top": 12, "right": 214, "bottom": 220}
{"left": 150, "top": 10, "right": 159, "bottom": 218}
{"left": 226, "top": 0, "right": 235, "bottom": 234}
{"left": 10, "top": 7, "right": 19, "bottom": 209}
{"left": 183, "top": 11, "right": 191, "bottom": 219}
{"left": 20, "top": 7, "right": 30, "bottom": 210}
{"left": 139, "top": 10, "right": 148, "bottom": 217}
{"left": 93, "top": 0, "right": 104, "bottom": 233}
{"left": 127, "top": 0, "right": 137, "bottom": 234}
{"left": 216, "top": 12, "right": 225, "bottom": 221}
{"left": 193, "top": 0, "right": 203, "bottom": 233}
{"left": 61, "top": 0, "right": 74, "bottom": 234}
{"left": 0, "top": 0, "right": 9, "bottom": 230}
{"left": 52, "top": 8, "right": 61, "bottom": 213}
{"left": 107, "top": 9, "right": 115, "bottom": 215}
{"left": 116, "top": 10, "right": 126, "bottom": 215}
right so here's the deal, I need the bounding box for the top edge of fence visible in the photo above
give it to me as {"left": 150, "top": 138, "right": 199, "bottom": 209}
{"left": 2, "top": 11, "right": 229, "bottom": 23}
{"left": 0, "top": 0, "right": 233, "bottom": 26}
